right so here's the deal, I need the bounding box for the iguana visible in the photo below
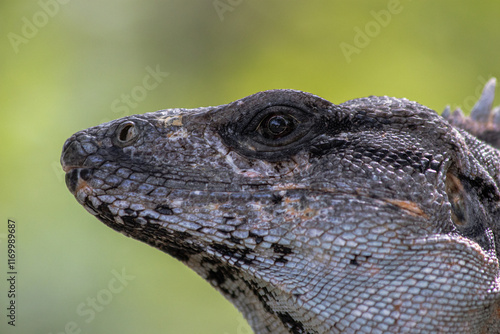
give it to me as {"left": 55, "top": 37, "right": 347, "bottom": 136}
{"left": 61, "top": 79, "right": 500, "bottom": 333}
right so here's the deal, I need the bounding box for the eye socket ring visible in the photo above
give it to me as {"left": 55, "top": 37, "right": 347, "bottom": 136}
{"left": 115, "top": 121, "right": 139, "bottom": 146}
{"left": 245, "top": 106, "right": 312, "bottom": 148}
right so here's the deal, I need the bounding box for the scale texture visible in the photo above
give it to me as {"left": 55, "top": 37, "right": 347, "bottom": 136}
{"left": 61, "top": 79, "right": 500, "bottom": 333}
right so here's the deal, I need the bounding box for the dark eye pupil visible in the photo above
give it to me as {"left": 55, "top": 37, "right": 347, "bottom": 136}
{"left": 267, "top": 115, "right": 290, "bottom": 135}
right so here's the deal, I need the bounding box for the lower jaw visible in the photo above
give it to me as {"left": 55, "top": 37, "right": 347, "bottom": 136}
{"left": 65, "top": 168, "right": 93, "bottom": 194}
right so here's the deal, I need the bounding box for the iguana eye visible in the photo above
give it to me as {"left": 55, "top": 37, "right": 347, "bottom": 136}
{"left": 246, "top": 106, "right": 311, "bottom": 148}
{"left": 218, "top": 91, "right": 328, "bottom": 162}
{"left": 258, "top": 114, "right": 298, "bottom": 139}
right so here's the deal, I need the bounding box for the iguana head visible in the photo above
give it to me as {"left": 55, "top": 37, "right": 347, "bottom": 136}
{"left": 61, "top": 82, "right": 500, "bottom": 333}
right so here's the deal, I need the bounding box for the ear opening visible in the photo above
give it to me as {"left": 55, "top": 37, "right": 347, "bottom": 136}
{"left": 445, "top": 170, "right": 467, "bottom": 227}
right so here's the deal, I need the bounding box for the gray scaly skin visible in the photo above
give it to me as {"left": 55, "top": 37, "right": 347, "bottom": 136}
{"left": 61, "top": 79, "right": 500, "bottom": 333}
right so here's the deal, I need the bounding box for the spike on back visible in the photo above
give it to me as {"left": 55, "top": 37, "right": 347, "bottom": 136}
{"left": 443, "top": 77, "right": 500, "bottom": 149}
{"left": 471, "top": 78, "right": 497, "bottom": 122}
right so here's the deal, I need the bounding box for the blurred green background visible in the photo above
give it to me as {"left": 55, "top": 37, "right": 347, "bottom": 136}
{"left": 1, "top": 1, "right": 499, "bottom": 333}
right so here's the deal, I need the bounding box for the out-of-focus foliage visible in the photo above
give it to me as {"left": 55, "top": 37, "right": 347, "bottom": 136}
{"left": 1, "top": 1, "right": 499, "bottom": 333}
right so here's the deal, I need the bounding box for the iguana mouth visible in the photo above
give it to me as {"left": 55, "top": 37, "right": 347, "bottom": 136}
{"left": 64, "top": 167, "right": 94, "bottom": 194}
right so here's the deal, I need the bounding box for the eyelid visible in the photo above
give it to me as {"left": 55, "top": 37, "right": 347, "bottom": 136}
{"left": 219, "top": 102, "right": 321, "bottom": 161}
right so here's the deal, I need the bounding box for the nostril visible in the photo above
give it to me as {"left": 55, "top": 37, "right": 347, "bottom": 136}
{"left": 115, "top": 121, "right": 139, "bottom": 146}
{"left": 119, "top": 124, "right": 134, "bottom": 141}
